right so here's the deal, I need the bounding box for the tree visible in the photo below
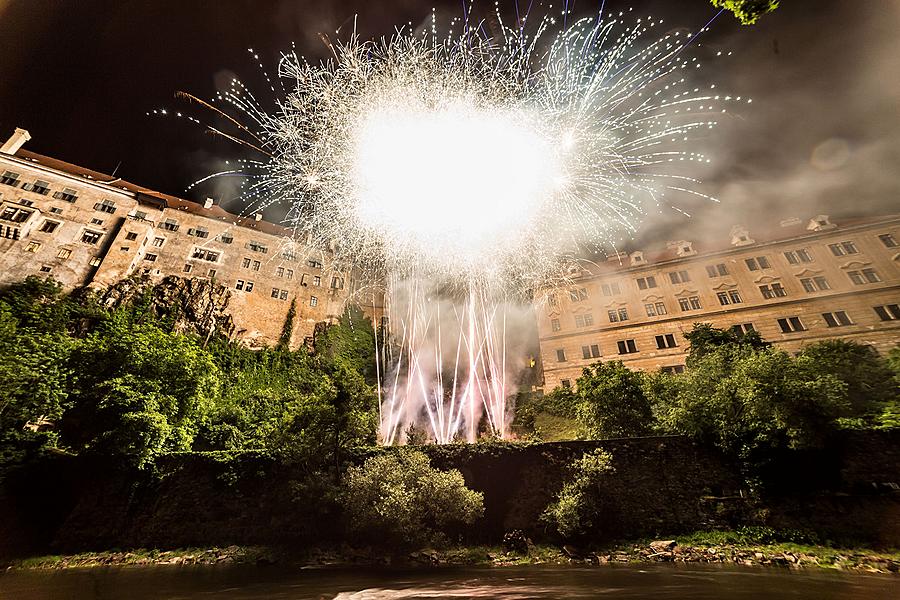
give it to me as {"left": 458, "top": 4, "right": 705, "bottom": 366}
{"left": 342, "top": 450, "right": 484, "bottom": 548}
{"left": 795, "top": 340, "right": 896, "bottom": 415}
{"left": 575, "top": 361, "right": 653, "bottom": 439}
{"left": 712, "top": 0, "right": 780, "bottom": 25}
{"left": 684, "top": 322, "right": 769, "bottom": 367}
{"left": 543, "top": 449, "right": 616, "bottom": 539}
{"left": 315, "top": 305, "right": 378, "bottom": 384}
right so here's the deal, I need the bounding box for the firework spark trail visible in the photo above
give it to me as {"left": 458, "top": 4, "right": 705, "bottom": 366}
{"left": 166, "top": 4, "right": 745, "bottom": 444}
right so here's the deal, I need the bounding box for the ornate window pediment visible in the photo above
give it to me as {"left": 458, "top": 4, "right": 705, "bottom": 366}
{"left": 571, "top": 305, "right": 592, "bottom": 314}
{"left": 794, "top": 267, "right": 824, "bottom": 277}
{"left": 674, "top": 288, "right": 699, "bottom": 298}
{"left": 839, "top": 259, "right": 872, "bottom": 270}
{"left": 753, "top": 274, "right": 782, "bottom": 284}
{"left": 641, "top": 293, "right": 665, "bottom": 303}
{"left": 603, "top": 299, "right": 629, "bottom": 309}
{"left": 711, "top": 281, "right": 738, "bottom": 291}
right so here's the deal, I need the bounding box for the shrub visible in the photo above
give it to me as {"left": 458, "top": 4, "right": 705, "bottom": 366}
{"left": 342, "top": 450, "right": 483, "bottom": 548}
{"left": 542, "top": 449, "right": 615, "bottom": 539}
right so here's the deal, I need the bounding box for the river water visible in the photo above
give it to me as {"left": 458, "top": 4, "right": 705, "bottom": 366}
{"left": 1, "top": 564, "right": 896, "bottom": 599}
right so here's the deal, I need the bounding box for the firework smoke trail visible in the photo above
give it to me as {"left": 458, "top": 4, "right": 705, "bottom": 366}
{"left": 165, "top": 3, "right": 747, "bottom": 444}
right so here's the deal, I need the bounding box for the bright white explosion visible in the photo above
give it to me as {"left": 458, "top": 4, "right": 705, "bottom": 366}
{"left": 169, "top": 3, "right": 745, "bottom": 444}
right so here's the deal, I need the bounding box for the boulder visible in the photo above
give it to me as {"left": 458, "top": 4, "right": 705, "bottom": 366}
{"left": 649, "top": 540, "right": 677, "bottom": 552}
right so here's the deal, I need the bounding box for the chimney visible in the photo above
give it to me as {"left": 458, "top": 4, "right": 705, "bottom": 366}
{"left": 254, "top": 213, "right": 262, "bottom": 221}
{"left": 1, "top": 128, "right": 31, "bottom": 155}
{"left": 203, "top": 197, "right": 214, "bottom": 209}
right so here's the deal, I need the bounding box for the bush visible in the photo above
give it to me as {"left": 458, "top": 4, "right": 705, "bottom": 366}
{"left": 342, "top": 450, "right": 483, "bottom": 548}
{"left": 542, "top": 449, "right": 615, "bottom": 539}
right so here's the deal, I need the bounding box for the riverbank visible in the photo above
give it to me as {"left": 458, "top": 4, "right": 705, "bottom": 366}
{"left": 8, "top": 535, "right": 899, "bottom": 574}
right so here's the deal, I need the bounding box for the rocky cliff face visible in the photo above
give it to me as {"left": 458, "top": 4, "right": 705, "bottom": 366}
{"left": 98, "top": 275, "right": 235, "bottom": 341}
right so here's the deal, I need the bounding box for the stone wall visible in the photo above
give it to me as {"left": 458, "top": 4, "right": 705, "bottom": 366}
{"left": 1, "top": 432, "right": 898, "bottom": 558}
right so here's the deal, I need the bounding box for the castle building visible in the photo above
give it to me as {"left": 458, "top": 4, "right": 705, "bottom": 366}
{"left": 0, "top": 128, "right": 356, "bottom": 348}
{"left": 536, "top": 213, "right": 900, "bottom": 389}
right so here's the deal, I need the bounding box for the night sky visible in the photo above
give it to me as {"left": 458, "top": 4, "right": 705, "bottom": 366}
{"left": 1, "top": 0, "right": 897, "bottom": 243}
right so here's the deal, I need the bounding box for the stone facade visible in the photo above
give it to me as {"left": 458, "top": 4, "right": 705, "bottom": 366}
{"left": 537, "top": 215, "right": 900, "bottom": 389}
{"left": 0, "top": 128, "right": 357, "bottom": 348}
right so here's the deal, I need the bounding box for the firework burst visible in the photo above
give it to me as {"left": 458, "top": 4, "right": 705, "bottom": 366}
{"left": 165, "top": 3, "right": 746, "bottom": 443}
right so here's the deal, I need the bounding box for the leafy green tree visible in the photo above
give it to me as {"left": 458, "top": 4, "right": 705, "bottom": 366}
{"left": 342, "top": 450, "right": 484, "bottom": 548}
{"left": 795, "top": 340, "right": 896, "bottom": 415}
{"left": 575, "top": 361, "right": 653, "bottom": 439}
{"left": 684, "top": 322, "right": 769, "bottom": 366}
{"left": 543, "top": 449, "right": 616, "bottom": 539}
{"left": 61, "top": 320, "right": 220, "bottom": 466}
{"left": 315, "top": 305, "right": 378, "bottom": 384}
{"left": 712, "top": 0, "right": 779, "bottom": 24}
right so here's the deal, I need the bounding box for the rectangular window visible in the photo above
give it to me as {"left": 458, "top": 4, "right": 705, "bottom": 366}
{"left": 878, "top": 233, "right": 897, "bottom": 248}
{"left": 89, "top": 256, "right": 102, "bottom": 267}
{"left": 828, "top": 241, "right": 859, "bottom": 256}
{"left": 582, "top": 345, "right": 591, "bottom": 360}
{"left": 276, "top": 266, "right": 285, "bottom": 277}
{"left": 248, "top": 241, "right": 268, "bottom": 253}
{"left": 252, "top": 260, "right": 261, "bottom": 271}
{"left": 607, "top": 310, "right": 618, "bottom": 323}
{"left": 312, "top": 275, "right": 321, "bottom": 286}
{"left": 309, "top": 295, "right": 318, "bottom": 307}
{"left": 551, "top": 318, "right": 561, "bottom": 332}
{"left": 668, "top": 270, "right": 691, "bottom": 284}
{"left": 759, "top": 282, "right": 787, "bottom": 299}
{"left": 207, "top": 269, "right": 217, "bottom": 278}
{"left": 730, "top": 323, "right": 755, "bottom": 336}
{"left": 192, "top": 248, "right": 219, "bottom": 262}
{"left": 777, "top": 316, "right": 806, "bottom": 333}
{"left": 645, "top": 303, "right": 657, "bottom": 317}
{"left": 94, "top": 199, "right": 117, "bottom": 213}
{"left": 679, "top": 296, "right": 702, "bottom": 311}
{"left": 144, "top": 253, "right": 157, "bottom": 262}
{"left": 235, "top": 280, "right": 245, "bottom": 290}
{"left": 183, "top": 263, "right": 192, "bottom": 273}
{"left": 25, "top": 241, "right": 41, "bottom": 252}
{"left": 569, "top": 288, "right": 588, "bottom": 302}
{"left": 706, "top": 263, "right": 729, "bottom": 277}
{"left": 575, "top": 313, "right": 595, "bottom": 328}
{"left": 331, "top": 276, "right": 344, "bottom": 289}
{"left": 561, "top": 379, "right": 571, "bottom": 388}
{"left": 242, "top": 257, "right": 251, "bottom": 268}
{"left": 590, "top": 344, "right": 601, "bottom": 358}
{"left": 282, "top": 250, "right": 298, "bottom": 261}
{"left": 848, "top": 268, "right": 881, "bottom": 285}
{"left": 0, "top": 206, "right": 33, "bottom": 223}
{"left": 873, "top": 304, "right": 900, "bottom": 321}
{"left": 547, "top": 293, "right": 558, "bottom": 306}
{"left": 601, "top": 282, "right": 621, "bottom": 296}
{"left": 308, "top": 259, "right": 322, "bottom": 269}
{"left": 152, "top": 237, "right": 164, "bottom": 247}
{"left": 784, "top": 248, "right": 813, "bottom": 264}
{"left": 636, "top": 276, "right": 657, "bottom": 290}
{"left": 39, "top": 265, "right": 51, "bottom": 273}
{"left": 556, "top": 349, "right": 566, "bottom": 362}
{"left": 655, "top": 302, "right": 667, "bottom": 316}
{"left": 655, "top": 334, "right": 677, "bottom": 349}
{"left": 125, "top": 231, "right": 138, "bottom": 241}
{"left": 39, "top": 220, "right": 60, "bottom": 234}
{"left": 617, "top": 339, "right": 638, "bottom": 354}
{"left": 81, "top": 230, "right": 102, "bottom": 245}
{"left": 745, "top": 256, "right": 771, "bottom": 271}
{"left": 271, "top": 288, "right": 281, "bottom": 298}
{"left": 161, "top": 219, "right": 179, "bottom": 232}
{"left": 90, "top": 217, "right": 104, "bottom": 226}
{"left": 0, "top": 170, "right": 20, "bottom": 186}
{"left": 28, "top": 179, "right": 51, "bottom": 195}
{"left": 219, "top": 234, "right": 234, "bottom": 244}
{"left": 717, "top": 290, "right": 742, "bottom": 305}
{"left": 822, "top": 311, "right": 852, "bottom": 327}
{"left": 286, "top": 269, "right": 294, "bottom": 280}
{"left": 187, "top": 227, "right": 209, "bottom": 239}
{"left": 49, "top": 207, "right": 64, "bottom": 215}
{"left": 279, "top": 290, "right": 288, "bottom": 300}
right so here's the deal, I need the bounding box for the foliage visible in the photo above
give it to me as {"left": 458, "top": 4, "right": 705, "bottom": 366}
{"left": 342, "top": 450, "right": 484, "bottom": 548}
{"left": 575, "top": 361, "right": 653, "bottom": 439}
{"left": 0, "top": 277, "right": 379, "bottom": 474}
{"left": 712, "top": 0, "right": 779, "bottom": 24}
{"left": 684, "top": 322, "right": 769, "bottom": 367}
{"left": 314, "top": 305, "right": 378, "bottom": 385}
{"left": 542, "top": 449, "right": 615, "bottom": 539}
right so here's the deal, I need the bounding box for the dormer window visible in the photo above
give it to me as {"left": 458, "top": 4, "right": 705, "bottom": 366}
{"left": 630, "top": 251, "right": 646, "bottom": 266}
{"left": 730, "top": 225, "right": 755, "bottom": 247}
{"left": 669, "top": 240, "right": 696, "bottom": 257}
{"left": 808, "top": 214, "right": 835, "bottom": 231}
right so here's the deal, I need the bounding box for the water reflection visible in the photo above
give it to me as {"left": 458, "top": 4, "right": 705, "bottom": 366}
{"left": 1, "top": 564, "right": 895, "bottom": 599}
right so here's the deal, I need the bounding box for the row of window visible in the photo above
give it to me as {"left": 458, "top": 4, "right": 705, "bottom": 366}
{"left": 553, "top": 304, "right": 900, "bottom": 363}
{"left": 234, "top": 279, "right": 319, "bottom": 306}
{"left": 548, "top": 232, "right": 897, "bottom": 307}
